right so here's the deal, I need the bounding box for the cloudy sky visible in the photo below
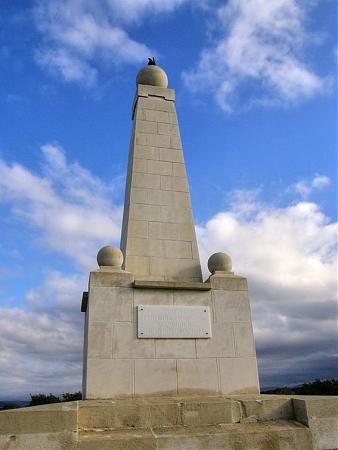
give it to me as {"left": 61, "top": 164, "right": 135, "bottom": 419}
{"left": 0, "top": 0, "right": 336, "bottom": 399}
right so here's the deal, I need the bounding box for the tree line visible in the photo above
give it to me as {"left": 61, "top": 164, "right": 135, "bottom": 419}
{"left": 1, "top": 379, "right": 337, "bottom": 410}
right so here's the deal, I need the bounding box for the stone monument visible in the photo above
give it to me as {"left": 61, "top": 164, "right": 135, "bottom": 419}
{"left": 81, "top": 61, "right": 260, "bottom": 399}
{"left": 0, "top": 61, "right": 337, "bottom": 450}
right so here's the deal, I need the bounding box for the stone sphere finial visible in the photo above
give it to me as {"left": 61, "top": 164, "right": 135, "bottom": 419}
{"left": 208, "top": 252, "right": 232, "bottom": 274}
{"left": 97, "top": 246, "right": 123, "bottom": 269}
{"left": 136, "top": 63, "right": 168, "bottom": 88}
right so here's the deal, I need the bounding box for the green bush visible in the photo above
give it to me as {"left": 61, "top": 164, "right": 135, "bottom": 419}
{"left": 28, "top": 392, "right": 82, "bottom": 406}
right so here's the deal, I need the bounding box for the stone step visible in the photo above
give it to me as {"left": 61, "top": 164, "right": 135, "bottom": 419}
{"left": 77, "top": 420, "right": 313, "bottom": 450}
{"left": 78, "top": 395, "right": 296, "bottom": 431}
{"left": 78, "top": 397, "right": 241, "bottom": 430}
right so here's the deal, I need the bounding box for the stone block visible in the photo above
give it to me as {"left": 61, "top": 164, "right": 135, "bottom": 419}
{"left": 160, "top": 175, "right": 188, "bottom": 191}
{"left": 153, "top": 422, "right": 313, "bottom": 450}
{"left": 181, "top": 399, "right": 241, "bottom": 426}
{"left": 0, "top": 432, "right": 76, "bottom": 449}
{"left": 131, "top": 187, "right": 172, "bottom": 206}
{"left": 233, "top": 323, "right": 256, "bottom": 357}
{"left": 149, "top": 257, "right": 199, "bottom": 280}
{"left": 133, "top": 288, "right": 174, "bottom": 309}
{"left": 135, "top": 145, "right": 159, "bottom": 161}
{"left": 136, "top": 133, "right": 171, "bottom": 148}
{"left": 177, "top": 259, "right": 203, "bottom": 281}
{"left": 177, "top": 359, "right": 218, "bottom": 394}
{"left": 172, "top": 162, "right": 186, "bottom": 177}
{"left": 89, "top": 271, "right": 134, "bottom": 288}
{"left": 87, "top": 321, "right": 113, "bottom": 358}
{"left": 171, "top": 134, "right": 182, "bottom": 149}
{"left": 134, "top": 284, "right": 182, "bottom": 315}
{"left": 0, "top": 403, "right": 77, "bottom": 434}
{"left": 112, "top": 322, "right": 155, "bottom": 359}
{"left": 86, "top": 359, "right": 132, "bottom": 398}
{"left": 135, "top": 359, "right": 177, "bottom": 395}
{"left": 155, "top": 339, "right": 196, "bottom": 358}
{"left": 135, "top": 159, "right": 173, "bottom": 176}
{"left": 132, "top": 172, "right": 161, "bottom": 189}
{"left": 158, "top": 122, "right": 178, "bottom": 135}
{"left": 210, "top": 274, "right": 248, "bottom": 290}
{"left": 171, "top": 191, "right": 191, "bottom": 208}
{"left": 160, "top": 206, "right": 193, "bottom": 224}
{"left": 235, "top": 396, "right": 294, "bottom": 421}
{"left": 168, "top": 112, "right": 178, "bottom": 124}
{"left": 139, "top": 109, "right": 170, "bottom": 123}
{"left": 128, "top": 237, "right": 164, "bottom": 257}
{"left": 130, "top": 203, "right": 162, "bottom": 222}
{"left": 159, "top": 148, "right": 184, "bottom": 164}
{"left": 136, "top": 120, "right": 157, "bottom": 134}
{"left": 196, "top": 323, "right": 235, "bottom": 358}
{"left": 149, "top": 257, "right": 179, "bottom": 279}
{"left": 139, "top": 97, "right": 175, "bottom": 113}
{"left": 127, "top": 220, "right": 148, "bottom": 239}
{"left": 173, "top": 289, "right": 212, "bottom": 307}
{"left": 125, "top": 255, "right": 150, "bottom": 277}
{"left": 78, "top": 399, "right": 181, "bottom": 429}
{"left": 164, "top": 240, "right": 192, "bottom": 258}
{"left": 133, "top": 157, "right": 148, "bottom": 173}
{"left": 214, "top": 290, "right": 252, "bottom": 323}
{"left": 293, "top": 397, "right": 338, "bottom": 450}
{"left": 89, "top": 287, "right": 132, "bottom": 322}
{"left": 149, "top": 222, "right": 194, "bottom": 241}
{"left": 219, "top": 357, "right": 260, "bottom": 394}
{"left": 137, "top": 84, "right": 175, "bottom": 101}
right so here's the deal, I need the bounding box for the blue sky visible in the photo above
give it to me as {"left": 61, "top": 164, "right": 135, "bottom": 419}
{"left": 0, "top": 0, "right": 337, "bottom": 399}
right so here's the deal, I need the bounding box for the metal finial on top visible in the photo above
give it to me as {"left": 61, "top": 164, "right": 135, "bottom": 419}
{"left": 148, "top": 57, "right": 156, "bottom": 66}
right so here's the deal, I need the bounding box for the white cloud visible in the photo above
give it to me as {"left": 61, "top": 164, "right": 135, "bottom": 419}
{"left": 197, "top": 188, "right": 337, "bottom": 386}
{"left": 0, "top": 302, "right": 83, "bottom": 399}
{"left": 33, "top": 0, "right": 189, "bottom": 84}
{"left": 0, "top": 144, "right": 123, "bottom": 398}
{"left": 0, "top": 144, "right": 122, "bottom": 268}
{"left": 35, "top": 48, "right": 97, "bottom": 85}
{"left": 293, "top": 174, "right": 331, "bottom": 198}
{"left": 0, "top": 148, "right": 336, "bottom": 395}
{"left": 183, "top": 0, "right": 330, "bottom": 111}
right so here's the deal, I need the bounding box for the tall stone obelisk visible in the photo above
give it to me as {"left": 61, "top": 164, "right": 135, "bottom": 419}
{"left": 81, "top": 62, "right": 260, "bottom": 399}
{"left": 120, "top": 63, "right": 202, "bottom": 282}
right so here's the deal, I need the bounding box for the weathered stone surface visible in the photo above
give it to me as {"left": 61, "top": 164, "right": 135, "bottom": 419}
{"left": 87, "top": 321, "right": 112, "bottom": 359}
{"left": 97, "top": 246, "right": 123, "bottom": 269}
{"left": 219, "top": 357, "right": 260, "bottom": 395}
{"left": 112, "top": 322, "right": 155, "bottom": 359}
{"left": 196, "top": 323, "right": 235, "bottom": 358}
{"left": 233, "top": 323, "right": 256, "bottom": 357}
{"left": 86, "top": 359, "right": 132, "bottom": 398}
{"left": 133, "top": 280, "right": 211, "bottom": 290}
{"left": 121, "top": 83, "right": 202, "bottom": 281}
{"left": 0, "top": 403, "right": 77, "bottom": 435}
{"left": 2, "top": 395, "right": 338, "bottom": 449}
{"left": 209, "top": 273, "right": 248, "bottom": 290}
{"left": 213, "top": 290, "right": 252, "bottom": 323}
{"left": 177, "top": 359, "right": 219, "bottom": 394}
{"left": 136, "top": 65, "right": 168, "bottom": 89}
{"left": 136, "top": 83, "right": 174, "bottom": 101}
{"left": 90, "top": 287, "right": 132, "bottom": 322}
{"left": 293, "top": 397, "right": 338, "bottom": 450}
{"left": 135, "top": 359, "right": 177, "bottom": 395}
{"left": 155, "top": 338, "right": 196, "bottom": 359}
{"left": 89, "top": 270, "right": 134, "bottom": 288}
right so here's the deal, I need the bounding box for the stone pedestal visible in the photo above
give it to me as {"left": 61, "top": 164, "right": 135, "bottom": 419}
{"left": 82, "top": 269, "right": 260, "bottom": 399}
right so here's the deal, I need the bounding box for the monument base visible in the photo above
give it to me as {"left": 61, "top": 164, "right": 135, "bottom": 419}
{"left": 82, "top": 270, "right": 260, "bottom": 398}
{"left": 1, "top": 395, "right": 337, "bottom": 449}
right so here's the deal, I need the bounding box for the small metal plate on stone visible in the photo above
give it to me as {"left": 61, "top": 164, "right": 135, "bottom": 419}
{"left": 137, "top": 305, "right": 211, "bottom": 338}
